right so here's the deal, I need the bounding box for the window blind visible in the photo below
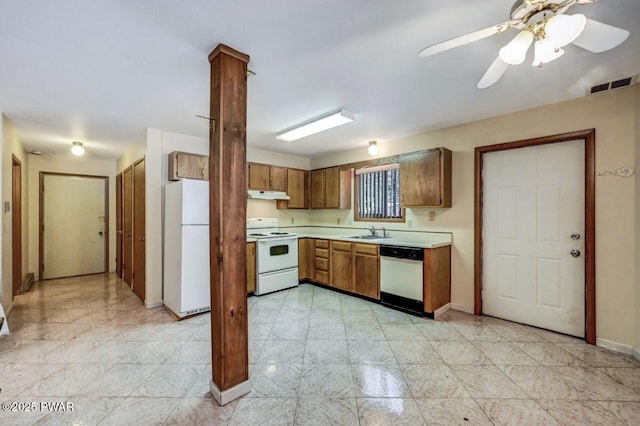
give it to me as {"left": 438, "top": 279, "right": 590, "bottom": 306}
{"left": 357, "top": 164, "right": 401, "bottom": 219}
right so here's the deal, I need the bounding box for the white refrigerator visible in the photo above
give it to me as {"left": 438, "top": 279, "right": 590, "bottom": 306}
{"left": 163, "top": 179, "right": 210, "bottom": 318}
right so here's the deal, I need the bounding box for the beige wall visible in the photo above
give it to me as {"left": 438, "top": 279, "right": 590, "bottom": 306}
{"left": 312, "top": 87, "right": 639, "bottom": 348}
{"left": 1, "top": 115, "right": 29, "bottom": 310}
{"left": 28, "top": 154, "right": 117, "bottom": 280}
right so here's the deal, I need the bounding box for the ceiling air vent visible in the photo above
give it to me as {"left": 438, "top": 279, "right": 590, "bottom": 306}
{"left": 588, "top": 75, "right": 637, "bottom": 96}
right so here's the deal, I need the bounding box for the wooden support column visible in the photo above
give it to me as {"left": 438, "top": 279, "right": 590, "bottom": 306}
{"left": 208, "top": 44, "right": 251, "bottom": 405}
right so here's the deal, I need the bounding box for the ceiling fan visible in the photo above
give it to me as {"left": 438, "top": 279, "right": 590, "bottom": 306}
{"left": 419, "top": 0, "right": 630, "bottom": 88}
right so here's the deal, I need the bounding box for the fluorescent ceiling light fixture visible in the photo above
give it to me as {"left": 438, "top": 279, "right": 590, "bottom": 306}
{"left": 71, "top": 141, "right": 84, "bottom": 156}
{"left": 276, "top": 109, "right": 354, "bottom": 142}
{"left": 368, "top": 141, "right": 379, "bottom": 155}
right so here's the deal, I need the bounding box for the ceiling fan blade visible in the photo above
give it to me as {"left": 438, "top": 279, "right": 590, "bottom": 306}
{"left": 477, "top": 56, "right": 510, "bottom": 89}
{"left": 571, "top": 18, "right": 630, "bottom": 53}
{"left": 418, "top": 21, "right": 518, "bottom": 58}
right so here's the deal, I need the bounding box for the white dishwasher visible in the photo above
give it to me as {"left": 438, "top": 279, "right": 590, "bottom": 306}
{"left": 379, "top": 245, "right": 424, "bottom": 316}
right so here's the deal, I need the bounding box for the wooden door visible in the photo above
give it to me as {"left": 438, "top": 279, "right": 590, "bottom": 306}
{"left": 12, "top": 156, "right": 22, "bottom": 296}
{"left": 323, "top": 167, "right": 340, "bottom": 208}
{"left": 310, "top": 169, "right": 324, "bottom": 208}
{"left": 482, "top": 140, "right": 585, "bottom": 337}
{"left": 116, "top": 172, "right": 123, "bottom": 278}
{"left": 270, "top": 166, "right": 287, "bottom": 191}
{"left": 247, "top": 242, "right": 256, "bottom": 293}
{"left": 133, "top": 159, "right": 146, "bottom": 302}
{"left": 353, "top": 243, "right": 379, "bottom": 299}
{"left": 248, "top": 163, "right": 270, "bottom": 190}
{"left": 123, "top": 166, "right": 133, "bottom": 286}
{"left": 330, "top": 241, "right": 352, "bottom": 291}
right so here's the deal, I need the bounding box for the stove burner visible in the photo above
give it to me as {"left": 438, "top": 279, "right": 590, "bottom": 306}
{"left": 249, "top": 233, "right": 267, "bottom": 237}
{"left": 270, "top": 232, "right": 289, "bottom": 235}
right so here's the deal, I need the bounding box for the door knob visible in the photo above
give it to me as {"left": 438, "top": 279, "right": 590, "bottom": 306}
{"left": 570, "top": 233, "right": 581, "bottom": 240}
{"left": 570, "top": 249, "right": 581, "bottom": 258}
{"left": 98, "top": 231, "right": 104, "bottom": 236}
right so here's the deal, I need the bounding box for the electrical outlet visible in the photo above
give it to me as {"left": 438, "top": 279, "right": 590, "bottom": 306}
{"left": 4, "top": 201, "right": 10, "bottom": 213}
{"left": 407, "top": 219, "right": 413, "bottom": 228}
{"left": 337, "top": 218, "right": 341, "bottom": 224}
{"left": 428, "top": 211, "right": 436, "bottom": 222}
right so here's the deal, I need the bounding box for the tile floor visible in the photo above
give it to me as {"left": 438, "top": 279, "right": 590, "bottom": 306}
{"left": 1, "top": 273, "right": 639, "bottom": 425}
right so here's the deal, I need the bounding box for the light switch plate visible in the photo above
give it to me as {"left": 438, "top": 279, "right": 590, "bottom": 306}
{"left": 4, "top": 201, "right": 10, "bottom": 213}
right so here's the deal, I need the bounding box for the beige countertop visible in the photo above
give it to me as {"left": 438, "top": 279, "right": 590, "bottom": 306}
{"left": 247, "top": 227, "right": 452, "bottom": 249}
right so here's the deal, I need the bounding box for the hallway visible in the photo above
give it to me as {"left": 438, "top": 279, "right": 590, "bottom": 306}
{"left": 1, "top": 274, "right": 639, "bottom": 425}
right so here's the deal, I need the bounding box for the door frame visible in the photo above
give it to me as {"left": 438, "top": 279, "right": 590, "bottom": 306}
{"left": 116, "top": 172, "right": 123, "bottom": 278}
{"left": 39, "top": 172, "right": 110, "bottom": 280}
{"left": 132, "top": 157, "right": 146, "bottom": 302}
{"left": 474, "top": 129, "right": 596, "bottom": 344}
{"left": 12, "top": 155, "right": 22, "bottom": 297}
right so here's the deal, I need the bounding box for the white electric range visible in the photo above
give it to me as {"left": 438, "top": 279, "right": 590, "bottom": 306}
{"left": 247, "top": 218, "right": 299, "bottom": 295}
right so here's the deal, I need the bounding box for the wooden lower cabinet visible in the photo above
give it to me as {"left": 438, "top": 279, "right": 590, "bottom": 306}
{"left": 298, "top": 238, "right": 313, "bottom": 280}
{"left": 247, "top": 242, "right": 256, "bottom": 294}
{"left": 353, "top": 243, "right": 379, "bottom": 299}
{"left": 314, "top": 239, "right": 330, "bottom": 284}
{"left": 330, "top": 241, "right": 353, "bottom": 292}
{"left": 424, "top": 246, "right": 451, "bottom": 313}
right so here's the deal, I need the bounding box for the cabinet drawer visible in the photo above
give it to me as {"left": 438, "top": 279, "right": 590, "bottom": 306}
{"left": 315, "top": 270, "right": 329, "bottom": 284}
{"left": 315, "top": 239, "right": 329, "bottom": 249}
{"left": 354, "top": 243, "right": 378, "bottom": 256}
{"left": 331, "top": 240, "right": 352, "bottom": 253}
{"left": 315, "top": 248, "right": 329, "bottom": 258}
{"left": 315, "top": 257, "right": 329, "bottom": 271}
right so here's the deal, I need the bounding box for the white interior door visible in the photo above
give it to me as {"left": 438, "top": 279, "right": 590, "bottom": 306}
{"left": 43, "top": 175, "right": 106, "bottom": 279}
{"left": 482, "top": 140, "right": 585, "bottom": 337}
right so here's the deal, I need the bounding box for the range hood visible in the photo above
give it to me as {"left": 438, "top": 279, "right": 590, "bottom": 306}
{"left": 247, "top": 190, "right": 290, "bottom": 201}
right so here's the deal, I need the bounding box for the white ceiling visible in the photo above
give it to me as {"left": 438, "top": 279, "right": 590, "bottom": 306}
{"left": 1, "top": 0, "right": 638, "bottom": 160}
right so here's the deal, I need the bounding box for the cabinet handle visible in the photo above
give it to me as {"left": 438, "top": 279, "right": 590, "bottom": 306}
{"left": 264, "top": 179, "right": 267, "bottom": 186}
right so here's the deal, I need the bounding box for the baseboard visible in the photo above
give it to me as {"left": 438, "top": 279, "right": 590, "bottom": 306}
{"left": 146, "top": 300, "right": 164, "bottom": 309}
{"left": 210, "top": 379, "right": 251, "bottom": 406}
{"left": 433, "top": 303, "right": 451, "bottom": 319}
{"left": 634, "top": 347, "right": 640, "bottom": 362}
{"left": 451, "top": 303, "right": 474, "bottom": 314}
{"left": 22, "top": 273, "right": 35, "bottom": 293}
{"left": 596, "top": 338, "right": 635, "bottom": 355}
{"left": 6, "top": 302, "right": 15, "bottom": 317}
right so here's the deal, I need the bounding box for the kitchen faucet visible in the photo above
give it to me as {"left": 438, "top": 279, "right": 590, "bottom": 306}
{"left": 381, "top": 227, "right": 387, "bottom": 238}
{"left": 367, "top": 225, "right": 376, "bottom": 236}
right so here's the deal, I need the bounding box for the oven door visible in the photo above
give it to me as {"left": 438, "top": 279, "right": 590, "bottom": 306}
{"left": 256, "top": 237, "right": 299, "bottom": 274}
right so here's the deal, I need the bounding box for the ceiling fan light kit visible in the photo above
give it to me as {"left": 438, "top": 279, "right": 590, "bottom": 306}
{"left": 276, "top": 109, "right": 354, "bottom": 142}
{"left": 419, "top": 0, "right": 630, "bottom": 89}
{"left": 499, "top": 30, "right": 534, "bottom": 65}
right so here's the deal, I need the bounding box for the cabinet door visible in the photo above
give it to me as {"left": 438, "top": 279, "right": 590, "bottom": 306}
{"left": 247, "top": 243, "right": 256, "bottom": 293}
{"left": 354, "top": 253, "right": 379, "bottom": 299}
{"left": 298, "top": 238, "right": 313, "bottom": 280}
{"left": 310, "top": 169, "right": 324, "bottom": 209}
{"left": 270, "top": 166, "right": 287, "bottom": 191}
{"left": 400, "top": 150, "right": 441, "bottom": 207}
{"left": 323, "top": 167, "right": 340, "bottom": 208}
{"left": 330, "top": 249, "right": 353, "bottom": 291}
{"left": 178, "top": 153, "right": 208, "bottom": 180}
{"left": 248, "top": 163, "right": 270, "bottom": 190}
{"left": 286, "top": 169, "right": 307, "bottom": 209}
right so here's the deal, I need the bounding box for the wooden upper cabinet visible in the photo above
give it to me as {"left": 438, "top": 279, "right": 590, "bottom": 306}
{"left": 277, "top": 168, "right": 308, "bottom": 210}
{"left": 168, "top": 151, "right": 208, "bottom": 181}
{"left": 248, "top": 163, "right": 270, "bottom": 190}
{"left": 310, "top": 169, "right": 324, "bottom": 209}
{"left": 270, "top": 166, "right": 287, "bottom": 191}
{"left": 399, "top": 147, "right": 452, "bottom": 208}
{"left": 248, "top": 162, "right": 290, "bottom": 192}
{"left": 310, "top": 167, "right": 351, "bottom": 209}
